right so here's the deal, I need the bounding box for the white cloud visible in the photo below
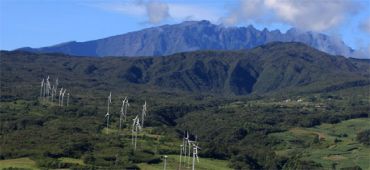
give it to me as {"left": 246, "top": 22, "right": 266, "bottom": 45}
{"left": 351, "top": 45, "right": 370, "bottom": 59}
{"left": 221, "top": 0, "right": 267, "bottom": 26}
{"left": 169, "top": 4, "right": 221, "bottom": 22}
{"left": 93, "top": 0, "right": 169, "bottom": 24}
{"left": 222, "top": 0, "right": 360, "bottom": 32}
{"left": 93, "top": 0, "right": 222, "bottom": 25}
{"left": 141, "top": 0, "right": 170, "bottom": 24}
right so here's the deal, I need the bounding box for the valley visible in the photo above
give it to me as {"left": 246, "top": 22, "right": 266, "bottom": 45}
{"left": 0, "top": 42, "right": 369, "bottom": 169}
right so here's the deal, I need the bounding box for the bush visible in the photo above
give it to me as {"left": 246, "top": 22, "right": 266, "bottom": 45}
{"left": 34, "top": 157, "right": 67, "bottom": 168}
{"left": 2, "top": 168, "right": 32, "bottom": 170}
{"left": 128, "top": 151, "right": 161, "bottom": 164}
{"left": 340, "top": 165, "right": 362, "bottom": 170}
{"left": 83, "top": 153, "right": 96, "bottom": 164}
{"left": 287, "top": 160, "right": 323, "bottom": 170}
{"left": 356, "top": 129, "right": 370, "bottom": 145}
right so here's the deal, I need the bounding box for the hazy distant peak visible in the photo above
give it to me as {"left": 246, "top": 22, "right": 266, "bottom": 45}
{"left": 17, "top": 20, "right": 361, "bottom": 58}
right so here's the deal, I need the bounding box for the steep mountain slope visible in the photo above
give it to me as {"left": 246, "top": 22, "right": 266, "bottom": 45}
{"left": 18, "top": 21, "right": 354, "bottom": 57}
{"left": 3, "top": 42, "right": 369, "bottom": 98}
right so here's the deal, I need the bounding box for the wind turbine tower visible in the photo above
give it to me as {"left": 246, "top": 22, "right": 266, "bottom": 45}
{"left": 192, "top": 144, "right": 200, "bottom": 170}
{"left": 141, "top": 101, "right": 147, "bottom": 127}
{"left": 58, "top": 88, "right": 63, "bottom": 106}
{"left": 40, "top": 79, "right": 44, "bottom": 99}
{"left": 67, "top": 93, "right": 70, "bottom": 106}
{"left": 119, "top": 97, "right": 128, "bottom": 130}
{"left": 179, "top": 144, "right": 184, "bottom": 170}
{"left": 61, "top": 89, "right": 67, "bottom": 106}
{"left": 105, "top": 92, "right": 112, "bottom": 133}
{"left": 163, "top": 155, "right": 168, "bottom": 170}
{"left": 134, "top": 117, "right": 141, "bottom": 151}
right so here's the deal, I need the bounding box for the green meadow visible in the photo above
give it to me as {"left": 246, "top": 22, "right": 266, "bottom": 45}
{"left": 270, "top": 118, "right": 370, "bottom": 169}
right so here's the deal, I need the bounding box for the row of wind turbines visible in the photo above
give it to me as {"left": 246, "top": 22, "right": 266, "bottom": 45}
{"left": 163, "top": 131, "right": 200, "bottom": 170}
{"left": 178, "top": 131, "right": 200, "bottom": 170}
{"left": 40, "top": 76, "right": 69, "bottom": 107}
{"left": 103, "top": 93, "right": 201, "bottom": 170}
{"left": 39, "top": 77, "right": 201, "bottom": 169}
{"left": 103, "top": 92, "right": 148, "bottom": 152}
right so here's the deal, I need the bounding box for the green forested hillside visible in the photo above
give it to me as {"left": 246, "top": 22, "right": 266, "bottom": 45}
{"left": 0, "top": 42, "right": 369, "bottom": 169}
{"left": 2, "top": 42, "right": 369, "bottom": 98}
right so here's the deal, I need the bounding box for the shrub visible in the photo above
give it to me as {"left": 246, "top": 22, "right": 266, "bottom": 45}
{"left": 356, "top": 129, "right": 370, "bottom": 145}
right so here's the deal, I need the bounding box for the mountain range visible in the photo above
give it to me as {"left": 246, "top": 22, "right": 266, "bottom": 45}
{"left": 18, "top": 20, "right": 355, "bottom": 58}
{"left": 4, "top": 42, "right": 369, "bottom": 97}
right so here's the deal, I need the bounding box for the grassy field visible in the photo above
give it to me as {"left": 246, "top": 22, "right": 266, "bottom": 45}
{"left": 59, "top": 157, "right": 85, "bottom": 165}
{"left": 138, "top": 155, "right": 232, "bottom": 170}
{"left": 0, "top": 155, "right": 231, "bottom": 170}
{"left": 0, "top": 157, "right": 38, "bottom": 170}
{"left": 270, "top": 118, "right": 370, "bottom": 169}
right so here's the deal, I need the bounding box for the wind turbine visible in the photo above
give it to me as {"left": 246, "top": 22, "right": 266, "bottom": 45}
{"left": 187, "top": 139, "right": 193, "bottom": 168}
{"left": 131, "top": 115, "right": 141, "bottom": 151}
{"left": 67, "top": 93, "right": 70, "bottom": 107}
{"left": 58, "top": 88, "right": 63, "bottom": 106}
{"left": 163, "top": 155, "right": 168, "bottom": 170}
{"left": 51, "top": 85, "right": 55, "bottom": 102}
{"left": 141, "top": 101, "right": 147, "bottom": 127}
{"left": 132, "top": 116, "right": 138, "bottom": 145}
{"left": 55, "top": 78, "right": 59, "bottom": 90}
{"left": 105, "top": 92, "right": 112, "bottom": 133}
{"left": 45, "top": 76, "right": 51, "bottom": 101}
{"left": 61, "top": 89, "right": 67, "bottom": 106}
{"left": 107, "top": 92, "right": 112, "bottom": 113}
{"left": 179, "top": 144, "right": 184, "bottom": 170}
{"left": 192, "top": 144, "right": 200, "bottom": 170}
{"left": 134, "top": 117, "right": 142, "bottom": 151}
{"left": 183, "top": 131, "right": 188, "bottom": 165}
{"left": 184, "top": 132, "right": 190, "bottom": 166}
{"left": 40, "top": 79, "right": 44, "bottom": 99}
{"left": 119, "top": 98, "right": 125, "bottom": 130}
{"left": 124, "top": 98, "right": 129, "bottom": 121}
{"left": 119, "top": 97, "right": 128, "bottom": 130}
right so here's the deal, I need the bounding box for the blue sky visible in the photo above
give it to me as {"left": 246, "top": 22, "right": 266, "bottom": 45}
{"left": 1, "top": 0, "right": 369, "bottom": 54}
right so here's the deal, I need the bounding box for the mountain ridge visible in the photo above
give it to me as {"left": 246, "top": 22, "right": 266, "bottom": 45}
{"left": 17, "top": 20, "right": 355, "bottom": 58}
{"left": 4, "top": 42, "right": 369, "bottom": 98}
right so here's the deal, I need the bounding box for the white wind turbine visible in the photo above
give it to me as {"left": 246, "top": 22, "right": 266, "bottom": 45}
{"left": 183, "top": 131, "right": 189, "bottom": 164}
{"left": 55, "top": 78, "right": 59, "bottom": 90}
{"left": 51, "top": 85, "right": 55, "bottom": 102}
{"left": 132, "top": 115, "right": 138, "bottom": 145}
{"left": 40, "top": 79, "right": 44, "bottom": 99}
{"left": 134, "top": 117, "right": 141, "bottom": 150}
{"left": 163, "top": 155, "right": 168, "bottom": 170}
{"left": 192, "top": 143, "right": 200, "bottom": 170}
{"left": 187, "top": 139, "right": 193, "bottom": 168}
{"left": 141, "top": 101, "right": 147, "bottom": 127}
{"left": 124, "top": 98, "right": 129, "bottom": 121}
{"left": 179, "top": 144, "right": 185, "bottom": 170}
{"left": 67, "top": 93, "right": 70, "bottom": 107}
{"left": 105, "top": 92, "right": 112, "bottom": 133}
{"left": 58, "top": 88, "right": 63, "bottom": 106}
{"left": 61, "top": 89, "right": 67, "bottom": 106}
{"left": 119, "top": 97, "right": 129, "bottom": 130}
{"left": 132, "top": 115, "right": 141, "bottom": 151}
{"left": 45, "top": 76, "right": 51, "bottom": 101}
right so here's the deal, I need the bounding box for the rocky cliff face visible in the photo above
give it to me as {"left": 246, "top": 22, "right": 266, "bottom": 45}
{"left": 19, "top": 20, "right": 354, "bottom": 57}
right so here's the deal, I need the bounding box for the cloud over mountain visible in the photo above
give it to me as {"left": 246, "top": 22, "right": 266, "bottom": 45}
{"left": 139, "top": 0, "right": 170, "bottom": 24}
{"left": 222, "top": 0, "right": 360, "bottom": 32}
